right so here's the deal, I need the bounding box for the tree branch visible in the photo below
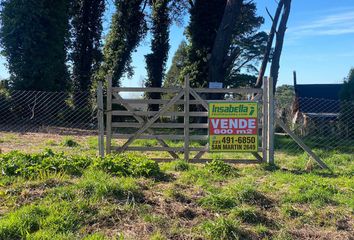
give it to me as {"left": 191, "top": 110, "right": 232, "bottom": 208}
{"left": 270, "top": 0, "right": 291, "bottom": 91}
{"left": 255, "top": 0, "right": 284, "bottom": 88}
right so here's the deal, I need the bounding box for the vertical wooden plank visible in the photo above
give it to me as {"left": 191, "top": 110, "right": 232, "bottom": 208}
{"left": 262, "top": 76, "right": 268, "bottom": 163}
{"left": 184, "top": 76, "right": 190, "bottom": 162}
{"left": 268, "top": 77, "right": 275, "bottom": 164}
{"left": 97, "top": 81, "right": 105, "bottom": 157}
{"left": 106, "top": 75, "right": 112, "bottom": 154}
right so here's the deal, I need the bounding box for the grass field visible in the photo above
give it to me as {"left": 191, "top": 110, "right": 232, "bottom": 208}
{"left": 0, "top": 132, "right": 353, "bottom": 239}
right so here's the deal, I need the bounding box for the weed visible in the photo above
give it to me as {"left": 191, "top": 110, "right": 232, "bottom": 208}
{"left": 199, "top": 192, "right": 237, "bottom": 210}
{"left": 0, "top": 150, "right": 91, "bottom": 178}
{"left": 253, "top": 224, "right": 270, "bottom": 238}
{"left": 150, "top": 231, "right": 167, "bottom": 240}
{"left": 164, "top": 187, "right": 189, "bottom": 203}
{"left": 200, "top": 217, "right": 248, "bottom": 240}
{"left": 27, "top": 230, "right": 75, "bottom": 240}
{"left": 205, "top": 158, "right": 237, "bottom": 177}
{"left": 236, "top": 186, "right": 273, "bottom": 208}
{"left": 61, "top": 138, "right": 79, "bottom": 147}
{"left": 45, "top": 140, "right": 57, "bottom": 146}
{"left": 281, "top": 205, "right": 303, "bottom": 218}
{"left": 231, "top": 206, "right": 267, "bottom": 225}
{"left": 174, "top": 160, "right": 190, "bottom": 171}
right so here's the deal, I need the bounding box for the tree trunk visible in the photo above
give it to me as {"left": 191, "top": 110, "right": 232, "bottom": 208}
{"left": 209, "top": 0, "right": 243, "bottom": 83}
{"left": 255, "top": 0, "right": 284, "bottom": 88}
{"left": 270, "top": 0, "right": 291, "bottom": 91}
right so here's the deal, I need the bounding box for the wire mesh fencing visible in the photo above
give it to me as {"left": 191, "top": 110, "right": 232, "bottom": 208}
{"left": 275, "top": 96, "right": 354, "bottom": 155}
{"left": 0, "top": 89, "right": 98, "bottom": 134}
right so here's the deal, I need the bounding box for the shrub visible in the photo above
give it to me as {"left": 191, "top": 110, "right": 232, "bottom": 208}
{"left": 93, "top": 153, "right": 162, "bottom": 178}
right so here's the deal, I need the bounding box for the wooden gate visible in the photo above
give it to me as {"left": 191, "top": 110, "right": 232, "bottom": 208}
{"left": 97, "top": 76, "right": 276, "bottom": 164}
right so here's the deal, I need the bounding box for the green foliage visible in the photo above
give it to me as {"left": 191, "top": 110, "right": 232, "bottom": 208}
{"left": 71, "top": 170, "right": 141, "bottom": 201}
{"left": 276, "top": 85, "right": 295, "bottom": 108}
{"left": 281, "top": 205, "right": 303, "bottom": 218}
{"left": 174, "top": 160, "right": 190, "bottom": 171}
{"left": 200, "top": 217, "right": 246, "bottom": 240}
{"left": 339, "top": 68, "right": 354, "bottom": 138}
{"left": 282, "top": 177, "right": 339, "bottom": 205}
{"left": 163, "top": 41, "right": 188, "bottom": 88}
{"left": 205, "top": 158, "right": 237, "bottom": 177}
{"left": 199, "top": 191, "right": 237, "bottom": 210}
{"left": 83, "top": 233, "right": 110, "bottom": 240}
{"left": 92, "top": 153, "right": 162, "bottom": 178}
{"left": 340, "top": 68, "right": 354, "bottom": 101}
{"left": 97, "top": 0, "right": 147, "bottom": 86}
{"left": 145, "top": 0, "right": 170, "bottom": 111}
{"left": 61, "top": 138, "right": 80, "bottom": 147}
{"left": 231, "top": 206, "right": 267, "bottom": 225}
{"left": 199, "top": 183, "right": 272, "bottom": 211}
{"left": 184, "top": 1, "right": 266, "bottom": 87}
{"left": 0, "top": 0, "right": 70, "bottom": 91}
{"left": 0, "top": 205, "right": 48, "bottom": 239}
{"left": 0, "top": 150, "right": 91, "bottom": 178}
{"left": 71, "top": 0, "right": 105, "bottom": 93}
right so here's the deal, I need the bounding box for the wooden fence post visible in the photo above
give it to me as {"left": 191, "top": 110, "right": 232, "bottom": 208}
{"left": 106, "top": 75, "right": 112, "bottom": 154}
{"left": 184, "top": 76, "right": 190, "bottom": 162}
{"left": 97, "top": 81, "right": 105, "bottom": 157}
{"left": 268, "top": 77, "right": 275, "bottom": 164}
{"left": 262, "top": 77, "right": 268, "bottom": 163}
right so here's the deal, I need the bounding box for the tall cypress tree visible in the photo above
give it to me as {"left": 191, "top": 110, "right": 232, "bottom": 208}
{"left": 0, "top": 0, "right": 71, "bottom": 91}
{"left": 97, "top": 0, "right": 147, "bottom": 86}
{"left": 71, "top": 0, "right": 105, "bottom": 93}
{"left": 145, "top": 0, "right": 170, "bottom": 111}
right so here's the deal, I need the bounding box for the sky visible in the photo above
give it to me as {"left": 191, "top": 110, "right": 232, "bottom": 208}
{"left": 0, "top": 0, "right": 353, "bottom": 87}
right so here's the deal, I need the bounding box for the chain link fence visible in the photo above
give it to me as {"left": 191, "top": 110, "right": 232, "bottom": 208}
{"left": 1, "top": 88, "right": 353, "bottom": 157}
{"left": 275, "top": 96, "right": 354, "bottom": 155}
{"left": 0, "top": 89, "right": 98, "bottom": 134}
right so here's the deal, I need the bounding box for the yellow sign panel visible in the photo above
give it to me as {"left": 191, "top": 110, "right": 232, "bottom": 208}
{"left": 209, "top": 102, "right": 258, "bottom": 152}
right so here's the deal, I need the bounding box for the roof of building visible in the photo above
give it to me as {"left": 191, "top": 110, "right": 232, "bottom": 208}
{"left": 294, "top": 84, "right": 344, "bottom": 114}
{"left": 294, "top": 84, "right": 343, "bottom": 100}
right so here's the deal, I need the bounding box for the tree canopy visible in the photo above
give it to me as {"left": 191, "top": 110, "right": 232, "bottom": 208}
{"left": 0, "top": 0, "right": 71, "bottom": 91}
{"left": 96, "top": 0, "right": 147, "bottom": 87}
{"left": 71, "top": 0, "right": 105, "bottom": 92}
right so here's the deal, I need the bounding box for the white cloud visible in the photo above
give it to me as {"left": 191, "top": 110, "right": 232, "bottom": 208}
{"left": 289, "top": 9, "right": 354, "bottom": 38}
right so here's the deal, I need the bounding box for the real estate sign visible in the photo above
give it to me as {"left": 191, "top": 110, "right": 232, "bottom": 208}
{"left": 209, "top": 102, "right": 258, "bottom": 152}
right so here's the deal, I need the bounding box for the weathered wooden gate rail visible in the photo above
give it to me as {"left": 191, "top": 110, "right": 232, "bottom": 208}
{"left": 97, "top": 75, "right": 329, "bottom": 168}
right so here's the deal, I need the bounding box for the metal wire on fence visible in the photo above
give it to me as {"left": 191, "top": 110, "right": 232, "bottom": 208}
{"left": 275, "top": 96, "right": 354, "bottom": 154}
{"left": 0, "top": 90, "right": 98, "bottom": 134}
